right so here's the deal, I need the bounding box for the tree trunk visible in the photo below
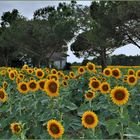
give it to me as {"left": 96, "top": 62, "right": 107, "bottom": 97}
{"left": 101, "top": 46, "right": 107, "bottom": 72}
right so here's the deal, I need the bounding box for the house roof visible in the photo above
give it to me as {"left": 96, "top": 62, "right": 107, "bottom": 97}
{"left": 49, "top": 52, "right": 68, "bottom": 61}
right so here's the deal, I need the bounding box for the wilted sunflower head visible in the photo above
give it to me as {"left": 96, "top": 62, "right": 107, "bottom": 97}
{"left": 47, "top": 119, "right": 64, "bottom": 139}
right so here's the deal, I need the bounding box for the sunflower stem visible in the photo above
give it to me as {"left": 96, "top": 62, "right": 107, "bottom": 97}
{"left": 120, "top": 106, "right": 124, "bottom": 140}
{"left": 92, "top": 128, "right": 95, "bottom": 138}
{"left": 89, "top": 100, "right": 92, "bottom": 110}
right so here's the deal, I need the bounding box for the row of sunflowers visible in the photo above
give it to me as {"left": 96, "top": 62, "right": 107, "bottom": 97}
{"left": 0, "top": 62, "right": 140, "bottom": 139}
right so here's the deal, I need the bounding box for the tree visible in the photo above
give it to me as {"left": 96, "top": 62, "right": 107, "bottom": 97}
{"left": 71, "top": 1, "right": 140, "bottom": 70}
{"left": 71, "top": 1, "right": 124, "bottom": 70}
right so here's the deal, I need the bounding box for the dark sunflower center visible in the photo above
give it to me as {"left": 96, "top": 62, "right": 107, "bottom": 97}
{"left": 112, "top": 70, "right": 119, "bottom": 77}
{"left": 4, "top": 83, "right": 8, "bottom": 88}
{"left": 86, "top": 92, "right": 93, "bottom": 98}
{"left": 92, "top": 81, "right": 99, "bottom": 88}
{"left": 11, "top": 73, "right": 14, "bottom": 78}
{"left": 51, "top": 76, "right": 57, "bottom": 80}
{"left": 21, "top": 84, "right": 27, "bottom": 91}
{"left": 65, "top": 77, "right": 68, "bottom": 80}
{"left": 48, "top": 82, "right": 57, "bottom": 93}
{"left": 88, "top": 65, "right": 93, "bottom": 70}
{"left": 129, "top": 71, "right": 134, "bottom": 75}
{"left": 129, "top": 77, "right": 135, "bottom": 83}
{"left": 0, "top": 91, "right": 5, "bottom": 99}
{"left": 14, "top": 125, "right": 20, "bottom": 132}
{"left": 114, "top": 90, "right": 125, "bottom": 100}
{"left": 102, "top": 85, "right": 109, "bottom": 91}
{"left": 53, "top": 71, "right": 56, "bottom": 74}
{"left": 30, "top": 82, "right": 36, "bottom": 89}
{"left": 29, "top": 70, "right": 32, "bottom": 73}
{"left": 39, "top": 81, "right": 45, "bottom": 89}
{"left": 37, "top": 71, "right": 43, "bottom": 76}
{"left": 50, "top": 124, "right": 60, "bottom": 134}
{"left": 85, "top": 115, "right": 94, "bottom": 124}
{"left": 138, "top": 72, "right": 140, "bottom": 76}
{"left": 80, "top": 68, "right": 84, "bottom": 72}
{"left": 105, "top": 70, "right": 110, "bottom": 75}
{"left": 64, "top": 82, "right": 67, "bottom": 85}
{"left": 71, "top": 73, "right": 74, "bottom": 76}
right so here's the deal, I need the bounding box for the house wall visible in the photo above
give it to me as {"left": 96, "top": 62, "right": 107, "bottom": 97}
{"left": 54, "top": 59, "right": 66, "bottom": 69}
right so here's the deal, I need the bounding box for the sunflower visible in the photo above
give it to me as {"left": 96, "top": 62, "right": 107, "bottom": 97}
{"left": 18, "top": 74, "right": 24, "bottom": 80}
{"left": 64, "top": 75, "right": 69, "bottom": 80}
{"left": 28, "top": 80, "right": 39, "bottom": 92}
{"left": 110, "top": 86, "right": 129, "bottom": 105}
{"left": 128, "top": 69, "right": 135, "bottom": 75}
{"left": 0, "top": 88, "right": 8, "bottom": 103}
{"left": 85, "top": 90, "right": 95, "bottom": 101}
{"left": 38, "top": 79, "right": 46, "bottom": 90}
{"left": 50, "top": 74, "right": 59, "bottom": 81}
{"left": 123, "top": 75, "right": 128, "bottom": 83}
{"left": 9, "top": 70, "right": 15, "bottom": 80}
{"left": 136, "top": 70, "right": 140, "bottom": 79}
{"left": 46, "top": 68, "right": 50, "bottom": 73}
{"left": 89, "top": 76, "right": 97, "bottom": 81}
{"left": 82, "top": 111, "right": 98, "bottom": 128}
{"left": 100, "top": 82, "right": 110, "bottom": 94}
{"left": 22, "top": 64, "right": 28, "bottom": 70}
{"left": 18, "top": 82, "right": 28, "bottom": 94}
{"left": 62, "top": 80, "right": 68, "bottom": 87}
{"left": 47, "top": 119, "right": 64, "bottom": 139}
{"left": 44, "top": 79, "right": 59, "bottom": 97}
{"left": 51, "top": 69, "right": 57, "bottom": 74}
{"left": 27, "top": 68, "right": 34, "bottom": 74}
{"left": 69, "top": 71, "right": 75, "bottom": 79}
{"left": 86, "top": 62, "right": 95, "bottom": 72}
{"left": 35, "top": 69, "right": 45, "bottom": 79}
{"left": 103, "top": 68, "right": 111, "bottom": 77}
{"left": 16, "top": 77, "right": 21, "bottom": 84}
{"left": 112, "top": 68, "right": 121, "bottom": 79}
{"left": 10, "top": 122, "right": 22, "bottom": 134}
{"left": 78, "top": 66, "right": 85, "bottom": 74}
{"left": 3, "top": 81, "right": 8, "bottom": 89}
{"left": 89, "top": 79, "right": 101, "bottom": 91}
{"left": 127, "top": 75, "right": 137, "bottom": 86}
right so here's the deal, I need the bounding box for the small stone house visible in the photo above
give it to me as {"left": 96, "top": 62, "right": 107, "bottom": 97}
{"left": 49, "top": 52, "right": 67, "bottom": 69}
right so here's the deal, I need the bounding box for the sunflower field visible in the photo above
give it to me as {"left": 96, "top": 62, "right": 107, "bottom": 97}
{"left": 0, "top": 63, "right": 140, "bottom": 139}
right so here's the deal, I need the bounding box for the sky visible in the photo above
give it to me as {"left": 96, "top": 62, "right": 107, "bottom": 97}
{"left": 0, "top": 1, "right": 140, "bottom": 63}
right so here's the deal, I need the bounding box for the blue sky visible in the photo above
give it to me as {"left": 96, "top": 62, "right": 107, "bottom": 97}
{"left": 0, "top": 1, "right": 140, "bottom": 63}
